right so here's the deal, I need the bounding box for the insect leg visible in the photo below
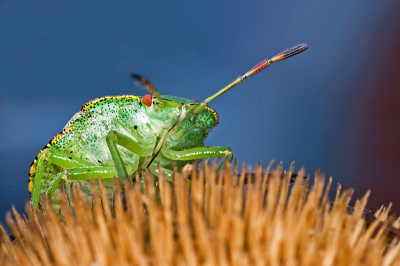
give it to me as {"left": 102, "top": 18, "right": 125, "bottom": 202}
{"left": 106, "top": 130, "right": 148, "bottom": 183}
{"left": 161, "top": 146, "right": 233, "bottom": 174}
{"left": 46, "top": 171, "right": 64, "bottom": 198}
{"left": 64, "top": 166, "right": 119, "bottom": 180}
{"left": 44, "top": 166, "right": 117, "bottom": 197}
{"left": 148, "top": 163, "right": 174, "bottom": 182}
{"left": 31, "top": 150, "right": 49, "bottom": 208}
{"left": 33, "top": 147, "right": 104, "bottom": 206}
{"left": 48, "top": 148, "right": 97, "bottom": 168}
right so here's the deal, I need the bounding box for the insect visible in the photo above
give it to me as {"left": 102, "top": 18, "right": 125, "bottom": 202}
{"left": 29, "top": 44, "right": 308, "bottom": 209}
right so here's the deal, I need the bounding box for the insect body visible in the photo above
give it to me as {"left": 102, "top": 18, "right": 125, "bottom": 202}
{"left": 29, "top": 44, "right": 308, "bottom": 209}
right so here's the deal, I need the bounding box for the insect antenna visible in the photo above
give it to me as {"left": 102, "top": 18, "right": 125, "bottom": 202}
{"left": 130, "top": 73, "right": 165, "bottom": 110}
{"left": 194, "top": 44, "right": 308, "bottom": 113}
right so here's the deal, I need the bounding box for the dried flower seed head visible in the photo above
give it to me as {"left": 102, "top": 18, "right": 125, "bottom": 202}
{"left": 2, "top": 162, "right": 400, "bottom": 266}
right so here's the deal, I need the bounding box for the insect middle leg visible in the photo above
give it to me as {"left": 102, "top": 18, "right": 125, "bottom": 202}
{"left": 105, "top": 130, "right": 150, "bottom": 183}
{"left": 148, "top": 162, "right": 174, "bottom": 182}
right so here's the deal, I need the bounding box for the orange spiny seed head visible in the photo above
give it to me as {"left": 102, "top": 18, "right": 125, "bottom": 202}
{"left": 143, "top": 94, "right": 153, "bottom": 107}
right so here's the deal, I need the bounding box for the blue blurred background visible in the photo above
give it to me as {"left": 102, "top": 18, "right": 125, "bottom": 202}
{"left": 1, "top": 1, "right": 400, "bottom": 226}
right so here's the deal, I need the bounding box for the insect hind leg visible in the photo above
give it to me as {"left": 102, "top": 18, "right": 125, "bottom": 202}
{"left": 32, "top": 147, "right": 122, "bottom": 208}
{"left": 45, "top": 166, "right": 120, "bottom": 198}
{"left": 31, "top": 150, "right": 48, "bottom": 209}
{"left": 46, "top": 170, "right": 65, "bottom": 198}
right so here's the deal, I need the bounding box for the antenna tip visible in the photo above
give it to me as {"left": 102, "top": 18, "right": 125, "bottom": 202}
{"left": 130, "top": 73, "right": 143, "bottom": 81}
{"left": 270, "top": 44, "right": 308, "bottom": 62}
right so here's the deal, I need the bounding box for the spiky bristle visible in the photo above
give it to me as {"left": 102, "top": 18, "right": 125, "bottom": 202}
{"left": 1, "top": 162, "right": 400, "bottom": 265}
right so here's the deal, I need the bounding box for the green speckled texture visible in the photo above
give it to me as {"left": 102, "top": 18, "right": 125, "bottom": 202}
{"left": 161, "top": 95, "right": 199, "bottom": 105}
{"left": 31, "top": 94, "right": 218, "bottom": 208}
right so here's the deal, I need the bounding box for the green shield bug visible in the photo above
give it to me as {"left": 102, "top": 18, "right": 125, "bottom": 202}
{"left": 29, "top": 44, "right": 308, "bottom": 209}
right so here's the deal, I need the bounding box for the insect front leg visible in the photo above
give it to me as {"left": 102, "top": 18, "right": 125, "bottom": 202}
{"left": 161, "top": 146, "right": 233, "bottom": 174}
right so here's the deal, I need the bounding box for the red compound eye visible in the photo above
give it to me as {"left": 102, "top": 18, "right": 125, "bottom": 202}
{"left": 142, "top": 94, "right": 153, "bottom": 107}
